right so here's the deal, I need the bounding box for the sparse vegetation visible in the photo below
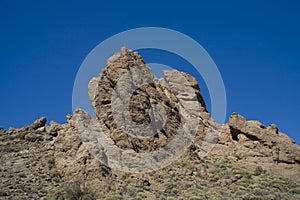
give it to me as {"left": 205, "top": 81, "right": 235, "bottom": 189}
{"left": 47, "top": 155, "right": 56, "bottom": 170}
{"left": 63, "top": 182, "right": 97, "bottom": 200}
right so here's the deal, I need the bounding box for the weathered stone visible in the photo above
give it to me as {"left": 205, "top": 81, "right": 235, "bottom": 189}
{"left": 0, "top": 127, "right": 5, "bottom": 134}
{"left": 24, "top": 132, "right": 43, "bottom": 142}
{"left": 87, "top": 47, "right": 205, "bottom": 153}
{"left": 212, "top": 112, "right": 300, "bottom": 179}
{"left": 1, "top": 47, "right": 300, "bottom": 199}
{"left": 52, "top": 121, "right": 115, "bottom": 190}
{"left": 46, "top": 121, "right": 61, "bottom": 137}
{"left": 31, "top": 117, "right": 46, "bottom": 130}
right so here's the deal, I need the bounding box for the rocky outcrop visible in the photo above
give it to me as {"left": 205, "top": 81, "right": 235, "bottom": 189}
{"left": 52, "top": 120, "right": 115, "bottom": 193}
{"left": 87, "top": 47, "right": 207, "bottom": 154}
{"left": 31, "top": 117, "right": 47, "bottom": 130}
{"left": 0, "top": 118, "right": 60, "bottom": 199}
{"left": 211, "top": 113, "right": 300, "bottom": 179}
{"left": 1, "top": 47, "right": 300, "bottom": 199}
{"left": 77, "top": 47, "right": 212, "bottom": 173}
{"left": 84, "top": 47, "right": 300, "bottom": 179}
{"left": 88, "top": 47, "right": 181, "bottom": 152}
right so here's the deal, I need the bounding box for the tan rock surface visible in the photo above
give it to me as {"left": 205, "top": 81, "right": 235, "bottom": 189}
{"left": 211, "top": 113, "right": 300, "bottom": 179}
{"left": 0, "top": 48, "right": 299, "bottom": 199}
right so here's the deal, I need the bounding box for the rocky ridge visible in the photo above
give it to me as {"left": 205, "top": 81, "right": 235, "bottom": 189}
{"left": 0, "top": 48, "right": 299, "bottom": 199}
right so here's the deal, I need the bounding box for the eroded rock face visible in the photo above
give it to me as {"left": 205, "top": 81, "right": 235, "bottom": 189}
{"left": 85, "top": 47, "right": 300, "bottom": 178}
{"left": 211, "top": 113, "right": 300, "bottom": 179}
{"left": 31, "top": 117, "right": 47, "bottom": 130}
{"left": 1, "top": 47, "right": 300, "bottom": 199}
{"left": 52, "top": 120, "right": 115, "bottom": 192}
{"left": 88, "top": 47, "right": 206, "bottom": 153}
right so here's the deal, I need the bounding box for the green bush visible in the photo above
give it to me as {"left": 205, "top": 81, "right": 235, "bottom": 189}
{"left": 63, "top": 182, "right": 96, "bottom": 200}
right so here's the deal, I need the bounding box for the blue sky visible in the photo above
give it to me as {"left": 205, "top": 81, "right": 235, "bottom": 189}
{"left": 0, "top": 0, "right": 299, "bottom": 144}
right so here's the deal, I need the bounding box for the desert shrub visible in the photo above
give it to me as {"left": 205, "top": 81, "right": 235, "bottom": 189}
{"left": 105, "top": 195, "right": 122, "bottom": 200}
{"left": 253, "top": 166, "right": 265, "bottom": 176}
{"left": 47, "top": 156, "right": 55, "bottom": 170}
{"left": 63, "top": 182, "right": 96, "bottom": 200}
{"left": 14, "top": 131, "right": 29, "bottom": 140}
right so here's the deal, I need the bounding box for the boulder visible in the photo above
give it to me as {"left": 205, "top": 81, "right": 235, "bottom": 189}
{"left": 31, "top": 117, "right": 46, "bottom": 130}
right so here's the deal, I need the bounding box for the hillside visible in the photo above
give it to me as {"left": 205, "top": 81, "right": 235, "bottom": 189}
{"left": 0, "top": 48, "right": 299, "bottom": 199}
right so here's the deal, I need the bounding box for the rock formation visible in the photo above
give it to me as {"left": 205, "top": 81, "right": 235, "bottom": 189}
{"left": 88, "top": 47, "right": 183, "bottom": 152}
{"left": 212, "top": 113, "right": 300, "bottom": 179}
{"left": 0, "top": 48, "right": 299, "bottom": 199}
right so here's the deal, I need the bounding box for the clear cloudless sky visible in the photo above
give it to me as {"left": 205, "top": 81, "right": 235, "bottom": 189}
{"left": 0, "top": 0, "right": 299, "bottom": 144}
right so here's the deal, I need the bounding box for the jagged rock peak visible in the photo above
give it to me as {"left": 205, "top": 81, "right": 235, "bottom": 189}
{"left": 87, "top": 47, "right": 207, "bottom": 153}
{"left": 1, "top": 47, "right": 300, "bottom": 199}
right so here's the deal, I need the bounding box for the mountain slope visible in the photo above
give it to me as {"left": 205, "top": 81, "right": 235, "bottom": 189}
{"left": 0, "top": 48, "right": 299, "bottom": 199}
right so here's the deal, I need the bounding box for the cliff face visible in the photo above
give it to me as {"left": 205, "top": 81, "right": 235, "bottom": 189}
{"left": 212, "top": 113, "right": 300, "bottom": 179}
{"left": 0, "top": 48, "right": 299, "bottom": 199}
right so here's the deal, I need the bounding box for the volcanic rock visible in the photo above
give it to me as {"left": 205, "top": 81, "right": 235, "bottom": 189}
{"left": 1, "top": 47, "right": 300, "bottom": 199}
